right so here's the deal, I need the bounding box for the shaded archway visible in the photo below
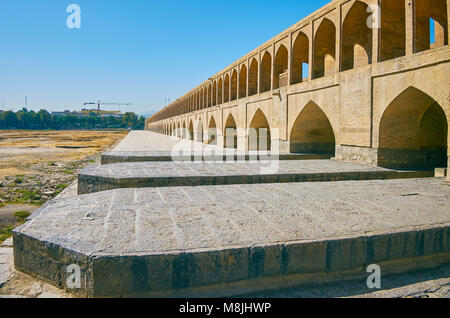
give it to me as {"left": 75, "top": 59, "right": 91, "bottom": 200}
{"left": 188, "top": 120, "right": 194, "bottom": 141}
{"left": 414, "top": 0, "right": 448, "bottom": 53}
{"left": 208, "top": 84, "right": 212, "bottom": 107}
{"left": 218, "top": 78, "right": 223, "bottom": 105}
{"left": 182, "top": 121, "right": 187, "bottom": 139}
{"left": 290, "top": 102, "right": 336, "bottom": 154}
{"left": 231, "top": 70, "right": 238, "bottom": 101}
{"left": 274, "top": 45, "right": 288, "bottom": 89}
{"left": 207, "top": 117, "right": 218, "bottom": 145}
{"left": 313, "top": 18, "right": 336, "bottom": 78}
{"left": 176, "top": 122, "right": 181, "bottom": 138}
{"left": 379, "top": 87, "right": 448, "bottom": 169}
{"left": 224, "top": 114, "right": 237, "bottom": 149}
{"left": 224, "top": 74, "right": 230, "bottom": 103}
{"left": 196, "top": 120, "right": 204, "bottom": 143}
{"left": 212, "top": 81, "right": 217, "bottom": 106}
{"left": 260, "top": 52, "right": 272, "bottom": 93}
{"left": 291, "top": 32, "right": 309, "bottom": 84}
{"left": 248, "top": 109, "right": 271, "bottom": 151}
{"left": 379, "top": 0, "right": 406, "bottom": 62}
{"left": 248, "top": 59, "right": 258, "bottom": 96}
{"left": 239, "top": 65, "right": 247, "bottom": 99}
{"left": 341, "top": 1, "right": 372, "bottom": 71}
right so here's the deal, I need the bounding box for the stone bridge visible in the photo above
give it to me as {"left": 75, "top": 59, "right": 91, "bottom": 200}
{"left": 146, "top": 0, "right": 449, "bottom": 173}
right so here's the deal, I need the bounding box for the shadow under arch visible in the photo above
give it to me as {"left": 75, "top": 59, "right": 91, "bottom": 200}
{"left": 188, "top": 120, "right": 194, "bottom": 141}
{"left": 207, "top": 116, "right": 218, "bottom": 145}
{"left": 378, "top": 86, "right": 448, "bottom": 169}
{"left": 224, "top": 114, "right": 237, "bottom": 149}
{"left": 290, "top": 101, "right": 336, "bottom": 155}
{"left": 248, "top": 109, "right": 271, "bottom": 151}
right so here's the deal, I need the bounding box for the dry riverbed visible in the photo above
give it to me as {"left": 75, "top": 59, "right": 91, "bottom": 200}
{"left": 0, "top": 130, "right": 128, "bottom": 243}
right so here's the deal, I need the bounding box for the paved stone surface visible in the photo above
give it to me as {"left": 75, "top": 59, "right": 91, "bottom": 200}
{"left": 13, "top": 178, "right": 450, "bottom": 296}
{"left": 23, "top": 177, "right": 450, "bottom": 255}
{"left": 112, "top": 131, "right": 189, "bottom": 152}
{"left": 101, "top": 151, "right": 329, "bottom": 164}
{"left": 0, "top": 244, "right": 13, "bottom": 288}
{"left": 78, "top": 160, "right": 433, "bottom": 194}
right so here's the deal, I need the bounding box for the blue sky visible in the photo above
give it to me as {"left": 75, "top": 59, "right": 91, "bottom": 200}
{"left": 0, "top": 0, "right": 328, "bottom": 115}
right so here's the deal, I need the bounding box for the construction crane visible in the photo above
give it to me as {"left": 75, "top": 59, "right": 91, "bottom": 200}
{"left": 83, "top": 100, "right": 133, "bottom": 112}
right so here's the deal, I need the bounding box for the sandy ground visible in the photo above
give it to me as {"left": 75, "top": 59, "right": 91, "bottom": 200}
{"left": 0, "top": 130, "right": 128, "bottom": 243}
{"left": 0, "top": 130, "right": 128, "bottom": 178}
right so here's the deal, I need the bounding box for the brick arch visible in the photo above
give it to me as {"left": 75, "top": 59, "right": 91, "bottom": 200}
{"left": 248, "top": 58, "right": 258, "bottom": 96}
{"left": 291, "top": 31, "right": 309, "bottom": 84}
{"left": 289, "top": 101, "right": 336, "bottom": 155}
{"left": 341, "top": 0, "right": 372, "bottom": 71}
{"left": 313, "top": 18, "right": 336, "bottom": 79}
{"left": 378, "top": 86, "right": 448, "bottom": 169}
{"left": 274, "top": 45, "right": 288, "bottom": 89}
{"left": 223, "top": 113, "right": 238, "bottom": 149}
{"left": 260, "top": 52, "right": 272, "bottom": 93}
{"left": 207, "top": 115, "right": 218, "bottom": 145}
{"left": 248, "top": 108, "right": 271, "bottom": 151}
{"left": 188, "top": 120, "right": 194, "bottom": 141}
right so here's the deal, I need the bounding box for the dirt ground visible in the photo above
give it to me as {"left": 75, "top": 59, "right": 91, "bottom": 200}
{"left": 0, "top": 130, "right": 128, "bottom": 243}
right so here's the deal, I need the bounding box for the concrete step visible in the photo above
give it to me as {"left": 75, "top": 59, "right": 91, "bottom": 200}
{"left": 101, "top": 151, "right": 331, "bottom": 164}
{"left": 79, "top": 160, "right": 434, "bottom": 195}
{"left": 13, "top": 178, "right": 450, "bottom": 297}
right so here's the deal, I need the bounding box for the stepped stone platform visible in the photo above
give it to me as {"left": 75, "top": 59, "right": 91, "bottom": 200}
{"left": 13, "top": 178, "right": 450, "bottom": 297}
{"left": 100, "top": 151, "right": 330, "bottom": 164}
{"left": 78, "top": 160, "right": 433, "bottom": 195}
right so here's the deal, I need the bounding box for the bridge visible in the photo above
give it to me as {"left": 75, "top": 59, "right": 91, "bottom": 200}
{"left": 147, "top": 0, "right": 449, "bottom": 174}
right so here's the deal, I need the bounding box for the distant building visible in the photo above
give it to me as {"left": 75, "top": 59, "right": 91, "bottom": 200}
{"left": 51, "top": 109, "right": 124, "bottom": 119}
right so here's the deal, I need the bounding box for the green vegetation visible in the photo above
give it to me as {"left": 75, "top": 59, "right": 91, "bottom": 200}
{"left": 12, "top": 189, "right": 44, "bottom": 205}
{"left": 0, "top": 203, "right": 5, "bottom": 208}
{"left": 13, "top": 211, "right": 31, "bottom": 222}
{"left": 0, "top": 226, "right": 14, "bottom": 244}
{"left": 0, "top": 108, "right": 145, "bottom": 130}
{"left": 0, "top": 211, "right": 31, "bottom": 244}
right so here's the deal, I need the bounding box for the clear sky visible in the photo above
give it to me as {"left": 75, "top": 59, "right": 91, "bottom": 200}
{"left": 0, "top": 0, "right": 329, "bottom": 115}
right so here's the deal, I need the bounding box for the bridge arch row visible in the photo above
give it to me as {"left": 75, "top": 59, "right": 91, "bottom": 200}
{"left": 148, "top": 0, "right": 448, "bottom": 125}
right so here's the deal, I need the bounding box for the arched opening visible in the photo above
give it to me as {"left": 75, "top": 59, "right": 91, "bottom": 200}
{"left": 260, "top": 52, "right": 272, "bottom": 93}
{"left": 231, "top": 70, "right": 238, "bottom": 101}
{"left": 313, "top": 18, "right": 336, "bottom": 79}
{"left": 202, "top": 88, "right": 206, "bottom": 109}
{"left": 182, "top": 122, "right": 187, "bottom": 139}
{"left": 208, "top": 84, "right": 212, "bottom": 107}
{"left": 248, "top": 59, "right": 258, "bottom": 96}
{"left": 341, "top": 1, "right": 372, "bottom": 71}
{"left": 291, "top": 32, "right": 309, "bottom": 84}
{"left": 414, "top": 0, "right": 448, "bottom": 53}
{"left": 177, "top": 122, "right": 181, "bottom": 138}
{"left": 224, "top": 114, "right": 237, "bottom": 149}
{"left": 218, "top": 78, "right": 223, "bottom": 105}
{"left": 212, "top": 81, "right": 217, "bottom": 106}
{"left": 379, "top": 0, "right": 406, "bottom": 62}
{"left": 207, "top": 117, "right": 218, "bottom": 145}
{"left": 274, "top": 45, "right": 288, "bottom": 89}
{"left": 248, "top": 109, "right": 271, "bottom": 151}
{"left": 379, "top": 87, "right": 448, "bottom": 169}
{"left": 290, "top": 101, "right": 336, "bottom": 155}
{"left": 239, "top": 65, "right": 247, "bottom": 99}
{"left": 196, "top": 120, "right": 204, "bottom": 143}
{"left": 224, "top": 74, "right": 230, "bottom": 103}
{"left": 188, "top": 120, "right": 194, "bottom": 141}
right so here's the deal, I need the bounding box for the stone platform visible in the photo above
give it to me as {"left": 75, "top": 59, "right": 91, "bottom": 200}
{"left": 13, "top": 178, "right": 450, "bottom": 297}
{"left": 101, "top": 151, "right": 330, "bottom": 164}
{"left": 78, "top": 160, "right": 433, "bottom": 195}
